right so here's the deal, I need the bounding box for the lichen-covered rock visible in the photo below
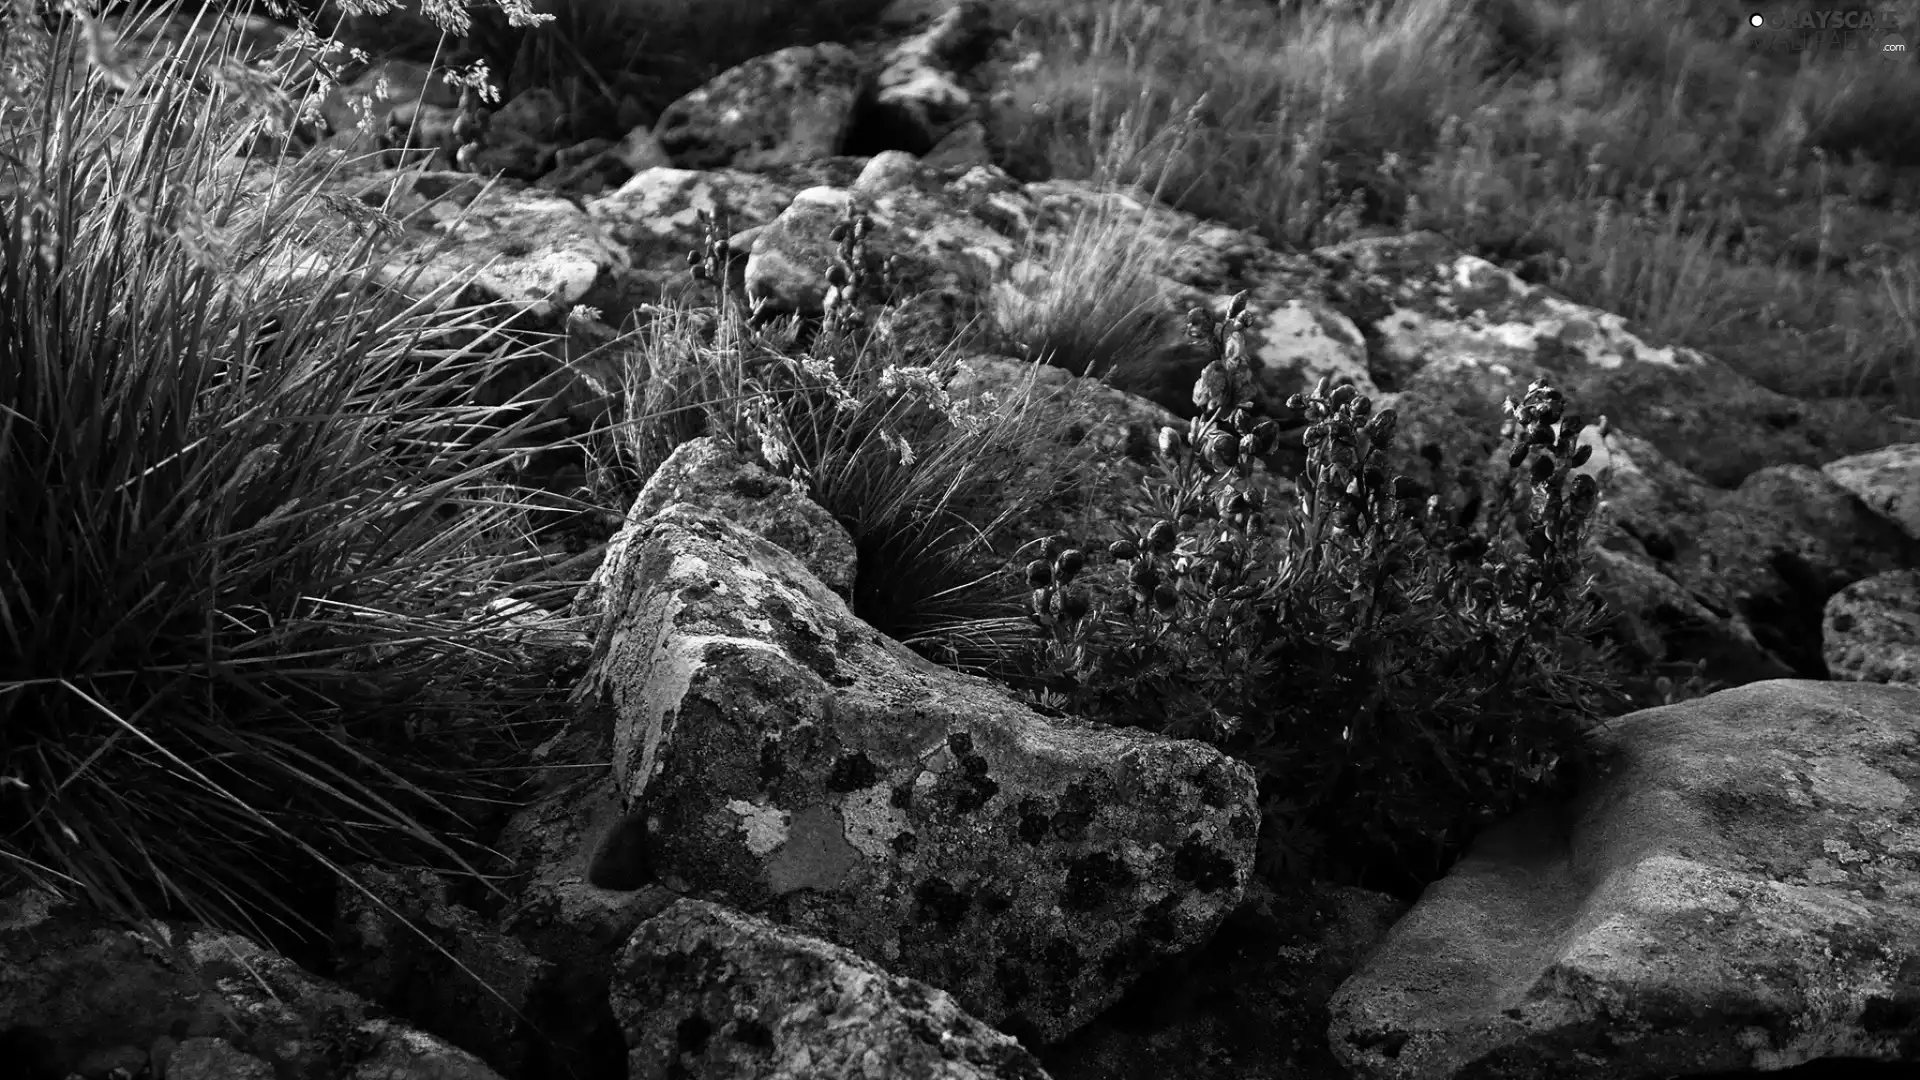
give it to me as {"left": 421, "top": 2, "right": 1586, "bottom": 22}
{"left": 574, "top": 506, "right": 1259, "bottom": 1044}
{"left": 0, "top": 889, "right": 506, "bottom": 1080}
{"left": 1825, "top": 569, "right": 1920, "bottom": 686}
{"left": 655, "top": 44, "right": 866, "bottom": 170}
{"left": 1824, "top": 443, "right": 1920, "bottom": 543}
{"left": 612, "top": 898, "right": 1052, "bottom": 1080}
{"left": 572, "top": 435, "right": 859, "bottom": 619}
{"left": 1328, "top": 679, "right": 1920, "bottom": 1080}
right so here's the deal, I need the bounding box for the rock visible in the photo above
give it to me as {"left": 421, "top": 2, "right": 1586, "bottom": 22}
{"left": 1308, "top": 232, "right": 1910, "bottom": 486}
{"left": 373, "top": 181, "right": 632, "bottom": 324}
{"left": 612, "top": 898, "right": 1053, "bottom": 1080}
{"left": 1824, "top": 444, "right": 1920, "bottom": 543}
{"left": 1328, "top": 679, "right": 1920, "bottom": 1080}
{"left": 572, "top": 435, "right": 860, "bottom": 619}
{"left": 923, "top": 118, "right": 993, "bottom": 170}
{"left": 655, "top": 44, "right": 866, "bottom": 170}
{"left": 1826, "top": 570, "right": 1920, "bottom": 685}
{"left": 0, "top": 888, "right": 507, "bottom": 1080}
{"left": 574, "top": 506, "right": 1260, "bottom": 1044}
{"left": 869, "top": 0, "right": 1001, "bottom": 154}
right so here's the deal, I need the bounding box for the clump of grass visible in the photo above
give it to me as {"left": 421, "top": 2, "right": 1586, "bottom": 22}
{"left": 0, "top": 0, "right": 578, "bottom": 950}
{"left": 990, "top": 194, "right": 1193, "bottom": 403}
{"left": 593, "top": 198, "right": 1100, "bottom": 676}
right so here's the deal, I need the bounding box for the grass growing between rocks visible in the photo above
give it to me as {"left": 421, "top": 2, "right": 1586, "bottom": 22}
{"left": 593, "top": 204, "right": 1104, "bottom": 677}
{"left": 0, "top": 0, "right": 587, "bottom": 955}
{"left": 991, "top": 0, "right": 1920, "bottom": 412}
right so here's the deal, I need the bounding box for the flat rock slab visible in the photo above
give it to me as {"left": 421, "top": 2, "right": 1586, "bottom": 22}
{"left": 1329, "top": 679, "right": 1920, "bottom": 1080}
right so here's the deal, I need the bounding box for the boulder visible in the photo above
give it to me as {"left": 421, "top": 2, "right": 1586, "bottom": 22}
{"left": 573, "top": 506, "right": 1260, "bottom": 1044}
{"left": 1329, "top": 679, "right": 1920, "bottom": 1080}
{"left": 1824, "top": 444, "right": 1920, "bottom": 543}
{"left": 612, "top": 898, "right": 1053, "bottom": 1080}
{"left": 655, "top": 44, "right": 866, "bottom": 170}
{"left": 1826, "top": 570, "right": 1920, "bottom": 686}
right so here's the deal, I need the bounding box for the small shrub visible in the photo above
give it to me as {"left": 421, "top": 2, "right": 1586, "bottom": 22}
{"left": 1010, "top": 291, "right": 1621, "bottom": 897}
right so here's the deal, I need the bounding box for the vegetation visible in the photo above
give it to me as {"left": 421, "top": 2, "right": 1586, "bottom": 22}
{"left": 4, "top": 0, "right": 1910, "bottom": 967}
{"left": 989, "top": 0, "right": 1920, "bottom": 410}
{"left": 997, "top": 294, "right": 1622, "bottom": 896}
{"left": 0, "top": 0, "right": 585, "bottom": 950}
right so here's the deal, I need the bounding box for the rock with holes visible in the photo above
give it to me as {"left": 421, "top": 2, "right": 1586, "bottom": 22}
{"left": 575, "top": 506, "right": 1259, "bottom": 1045}
{"left": 1826, "top": 569, "right": 1920, "bottom": 685}
{"left": 612, "top": 898, "right": 1053, "bottom": 1080}
{"left": 1328, "top": 679, "right": 1920, "bottom": 1080}
{"left": 655, "top": 44, "right": 866, "bottom": 170}
{"left": 0, "top": 888, "right": 506, "bottom": 1080}
{"left": 1824, "top": 444, "right": 1920, "bottom": 544}
{"left": 572, "top": 436, "right": 859, "bottom": 620}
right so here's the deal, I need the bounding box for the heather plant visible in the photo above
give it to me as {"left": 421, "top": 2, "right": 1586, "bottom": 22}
{"left": 1013, "top": 291, "right": 1621, "bottom": 895}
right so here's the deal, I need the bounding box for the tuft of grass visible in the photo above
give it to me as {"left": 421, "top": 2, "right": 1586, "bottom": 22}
{"left": 0, "top": 0, "right": 580, "bottom": 951}
{"left": 990, "top": 194, "right": 1192, "bottom": 401}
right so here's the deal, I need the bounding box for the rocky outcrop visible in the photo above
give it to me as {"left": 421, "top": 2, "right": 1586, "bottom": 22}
{"left": 571, "top": 504, "right": 1260, "bottom": 1044}
{"left": 611, "top": 898, "right": 1051, "bottom": 1080}
{"left": 1328, "top": 679, "right": 1920, "bottom": 1080}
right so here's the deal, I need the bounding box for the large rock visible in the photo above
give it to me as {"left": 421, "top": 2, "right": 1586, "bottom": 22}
{"left": 573, "top": 505, "right": 1260, "bottom": 1044}
{"left": 655, "top": 44, "right": 866, "bottom": 170}
{"left": 612, "top": 898, "right": 1053, "bottom": 1079}
{"left": 1328, "top": 679, "right": 1920, "bottom": 1080}
{"left": 1824, "top": 443, "right": 1920, "bottom": 543}
{"left": 1826, "top": 570, "right": 1920, "bottom": 686}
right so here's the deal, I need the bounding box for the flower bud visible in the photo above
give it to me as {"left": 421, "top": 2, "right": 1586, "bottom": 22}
{"left": 1204, "top": 429, "right": 1239, "bottom": 468}
{"left": 1056, "top": 548, "right": 1087, "bottom": 582}
{"left": 1570, "top": 443, "right": 1593, "bottom": 468}
{"left": 1109, "top": 539, "right": 1140, "bottom": 561}
{"left": 1147, "top": 519, "right": 1179, "bottom": 553}
{"left": 1025, "top": 559, "right": 1053, "bottom": 588}
{"left": 1038, "top": 535, "right": 1065, "bottom": 561}
{"left": 1158, "top": 426, "right": 1183, "bottom": 456}
{"left": 1152, "top": 583, "right": 1180, "bottom": 614}
{"left": 1328, "top": 383, "right": 1356, "bottom": 409}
